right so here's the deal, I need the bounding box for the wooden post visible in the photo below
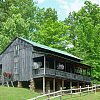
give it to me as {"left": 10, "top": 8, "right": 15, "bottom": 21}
{"left": 47, "top": 90, "right": 50, "bottom": 100}
{"left": 60, "top": 87, "right": 62, "bottom": 100}
{"left": 43, "top": 54, "right": 46, "bottom": 94}
{"left": 62, "top": 80, "right": 64, "bottom": 89}
{"left": 54, "top": 59, "right": 56, "bottom": 76}
{"left": 53, "top": 78, "right": 55, "bottom": 92}
{"left": 53, "top": 60, "right": 56, "bottom": 93}
{"left": 43, "top": 76, "right": 45, "bottom": 94}
{"left": 44, "top": 55, "right": 46, "bottom": 75}
{"left": 17, "top": 81, "right": 22, "bottom": 88}
{"left": 65, "top": 62, "right": 66, "bottom": 72}
{"left": 88, "top": 85, "right": 89, "bottom": 94}
{"left": 80, "top": 86, "right": 81, "bottom": 96}
{"left": 70, "top": 81, "right": 72, "bottom": 89}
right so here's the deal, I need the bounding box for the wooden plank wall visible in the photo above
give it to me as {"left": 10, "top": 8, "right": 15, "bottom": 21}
{"left": 1, "top": 38, "right": 35, "bottom": 81}
{"left": 19, "top": 45, "right": 33, "bottom": 81}
{"left": 1, "top": 38, "right": 46, "bottom": 82}
{"left": 2, "top": 43, "right": 14, "bottom": 74}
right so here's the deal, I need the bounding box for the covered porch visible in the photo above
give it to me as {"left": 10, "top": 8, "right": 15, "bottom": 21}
{"left": 32, "top": 54, "right": 91, "bottom": 81}
{"left": 31, "top": 54, "right": 92, "bottom": 93}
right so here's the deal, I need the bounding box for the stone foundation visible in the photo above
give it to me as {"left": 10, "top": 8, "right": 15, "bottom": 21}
{"left": 29, "top": 78, "right": 35, "bottom": 92}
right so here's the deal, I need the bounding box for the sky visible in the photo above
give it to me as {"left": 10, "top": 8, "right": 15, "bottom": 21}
{"left": 34, "top": 0, "right": 100, "bottom": 20}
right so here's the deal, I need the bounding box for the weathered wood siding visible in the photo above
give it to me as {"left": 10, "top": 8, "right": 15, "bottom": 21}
{"left": 15, "top": 39, "right": 35, "bottom": 81}
{"left": 2, "top": 43, "right": 14, "bottom": 73}
{"left": 1, "top": 39, "right": 16, "bottom": 81}
{"left": 19, "top": 44, "right": 34, "bottom": 81}
{"left": 1, "top": 38, "right": 45, "bottom": 81}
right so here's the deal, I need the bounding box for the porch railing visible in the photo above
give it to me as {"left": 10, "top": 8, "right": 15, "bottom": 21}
{"left": 32, "top": 68, "right": 91, "bottom": 82}
{"left": 32, "top": 68, "right": 44, "bottom": 77}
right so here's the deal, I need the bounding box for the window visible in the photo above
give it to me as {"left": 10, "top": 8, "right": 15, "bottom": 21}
{"left": 14, "top": 45, "right": 19, "bottom": 56}
{"left": 14, "top": 62, "right": 19, "bottom": 74}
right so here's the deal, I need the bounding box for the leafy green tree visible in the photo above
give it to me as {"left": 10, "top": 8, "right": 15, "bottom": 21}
{"left": 64, "top": 1, "right": 100, "bottom": 83}
{"left": 0, "top": 1, "right": 70, "bottom": 53}
{"left": 31, "top": 8, "right": 70, "bottom": 50}
{"left": 0, "top": 0, "right": 38, "bottom": 52}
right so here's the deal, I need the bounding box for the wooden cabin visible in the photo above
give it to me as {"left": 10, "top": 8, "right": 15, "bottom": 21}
{"left": 0, "top": 37, "right": 91, "bottom": 93}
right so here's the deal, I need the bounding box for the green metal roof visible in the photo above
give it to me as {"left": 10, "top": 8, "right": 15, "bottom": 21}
{"left": 19, "top": 37, "right": 82, "bottom": 61}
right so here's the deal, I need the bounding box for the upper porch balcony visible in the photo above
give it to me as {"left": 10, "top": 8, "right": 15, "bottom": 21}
{"left": 32, "top": 68, "right": 91, "bottom": 82}
{"left": 32, "top": 54, "right": 91, "bottom": 83}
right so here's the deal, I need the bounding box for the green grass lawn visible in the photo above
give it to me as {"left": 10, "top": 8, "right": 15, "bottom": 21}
{"left": 0, "top": 86, "right": 39, "bottom": 100}
{"left": 59, "top": 92, "right": 100, "bottom": 100}
{"left": 0, "top": 86, "right": 100, "bottom": 100}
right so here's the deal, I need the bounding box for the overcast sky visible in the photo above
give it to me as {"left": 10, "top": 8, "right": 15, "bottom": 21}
{"left": 34, "top": 0, "right": 100, "bottom": 20}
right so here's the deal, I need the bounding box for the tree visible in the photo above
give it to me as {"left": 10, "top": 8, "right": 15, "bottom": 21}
{"left": 0, "top": 0, "right": 38, "bottom": 52}
{"left": 31, "top": 8, "right": 70, "bottom": 50}
{"left": 0, "top": 1, "right": 70, "bottom": 53}
{"left": 64, "top": 1, "right": 100, "bottom": 83}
